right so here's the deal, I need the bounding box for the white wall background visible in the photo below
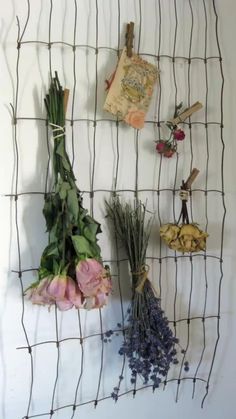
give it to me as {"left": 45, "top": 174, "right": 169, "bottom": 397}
{"left": 0, "top": 0, "right": 236, "bottom": 418}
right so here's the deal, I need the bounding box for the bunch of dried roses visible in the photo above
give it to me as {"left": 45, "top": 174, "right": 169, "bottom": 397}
{"left": 25, "top": 73, "right": 111, "bottom": 310}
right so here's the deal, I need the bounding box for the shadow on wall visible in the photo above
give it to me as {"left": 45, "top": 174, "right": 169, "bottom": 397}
{"left": 0, "top": 1, "right": 20, "bottom": 418}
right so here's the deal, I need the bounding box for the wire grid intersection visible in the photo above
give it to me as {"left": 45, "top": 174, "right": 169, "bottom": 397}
{"left": 9, "top": 0, "right": 225, "bottom": 417}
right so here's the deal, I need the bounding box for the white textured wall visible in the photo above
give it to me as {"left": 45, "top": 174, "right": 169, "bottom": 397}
{"left": 0, "top": 1, "right": 235, "bottom": 418}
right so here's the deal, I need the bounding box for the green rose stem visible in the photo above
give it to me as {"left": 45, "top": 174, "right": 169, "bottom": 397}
{"left": 38, "top": 72, "right": 102, "bottom": 281}
{"left": 44, "top": 73, "right": 76, "bottom": 189}
{"left": 44, "top": 73, "right": 73, "bottom": 270}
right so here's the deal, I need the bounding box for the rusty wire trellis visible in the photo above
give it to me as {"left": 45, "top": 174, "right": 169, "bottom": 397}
{"left": 8, "top": 0, "right": 225, "bottom": 418}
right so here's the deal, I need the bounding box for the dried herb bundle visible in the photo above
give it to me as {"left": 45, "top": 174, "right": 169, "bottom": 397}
{"left": 106, "top": 197, "right": 183, "bottom": 397}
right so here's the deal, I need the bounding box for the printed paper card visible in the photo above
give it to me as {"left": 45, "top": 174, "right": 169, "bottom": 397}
{"left": 104, "top": 47, "right": 158, "bottom": 129}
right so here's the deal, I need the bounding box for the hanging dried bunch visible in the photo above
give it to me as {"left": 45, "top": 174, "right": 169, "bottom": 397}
{"left": 160, "top": 223, "right": 208, "bottom": 253}
{"left": 25, "top": 73, "right": 111, "bottom": 310}
{"left": 160, "top": 169, "right": 208, "bottom": 253}
{"left": 155, "top": 103, "right": 186, "bottom": 158}
{"left": 155, "top": 101, "right": 203, "bottom": 158}
{"left": 105, "top": 197, "right": 185, "bottom": 398}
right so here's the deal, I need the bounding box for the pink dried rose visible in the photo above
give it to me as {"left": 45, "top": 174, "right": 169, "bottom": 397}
{"left": 124, "top": 110, "right": 145, "bottom": 129}
{"left": 173, "top": 128, "right": 185, "bottom": 141}
{"left": 47, "top": 275, "right": 84, "bottom": 311}
{"left": 64, "top": 277, "right": 84, "bottom": 309}
{"left": 25, "top": 277, "right": 54, "bottom": 306}
{"left": 47, "top": 275, "right": 67, "bottom": 300}
{"left": 26, "top": 261, "right": 111, "bottom": 311}
{"left": 76, "top": 259, "right": 111, "bottom": 306}
{"left": 95, "top": 292, "right": 108, "bottom": 307}
{"left": 84, "top": 292, "right": 108, "bottom": 310}
{"left": 56, "top": 297, "right": 74, "bottom": 311}
{"left": 26, "top": 275, "right": 84, "bottom": 311}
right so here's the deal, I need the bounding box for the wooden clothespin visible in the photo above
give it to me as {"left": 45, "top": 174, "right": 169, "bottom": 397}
{"left": 185, "top": 168, "right": 200, "bottom": 189}
{"left": 125, "top": 22, "right": 134, "bottom": 58}
{"left": 170, "top": 101, "right": 203, "bottom": 125}
{"left": 63, "top": 89, "right": 69, "bottom": 114}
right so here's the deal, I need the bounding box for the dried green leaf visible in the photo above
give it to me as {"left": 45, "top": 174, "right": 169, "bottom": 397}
{"left": 71, "top": 235, "right": 94, "bottom": 258}
{"left": 84, "top": 224, "right": 98, "bottom": 242}
{"left": 59, "top": 181, "right": 70, "bottom": 200}
{"left": 67, "top": 189, "right": 79, "bottom": 222}
{"left": 56, "top": 140, "right": 71, "bottom": 171}
{"left": 43, "top": 242, "right": 59, "bottom": 257}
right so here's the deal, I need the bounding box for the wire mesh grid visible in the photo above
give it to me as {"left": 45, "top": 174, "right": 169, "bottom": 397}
{"left": 8, "top": 0, "right": 225, "bottom": 417}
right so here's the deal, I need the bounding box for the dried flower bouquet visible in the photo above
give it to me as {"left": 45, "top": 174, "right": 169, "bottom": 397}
{"left": 160, "top": 169, "right": 208, "bottom": 253}
{"left": 26, "top": 73, "right": 111, "bottom": 310}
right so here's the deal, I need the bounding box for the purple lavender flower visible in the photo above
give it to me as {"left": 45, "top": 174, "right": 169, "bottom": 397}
{"left": 118, "top": 281, "right": 179, "bottom": 388}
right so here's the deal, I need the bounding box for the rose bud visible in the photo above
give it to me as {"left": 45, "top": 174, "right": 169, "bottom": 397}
{"left": 155, "top": 141, "right": 166, "bottom": 154}
{"left": 47, "top": 275, "right": 67, "bottom": 301}
{"left": 163, "top": 148, "right": 175, "bottom": 158}
{"left": 25, "top": 277, "right": 54, "bottom": 306}
{"left": 173, "top": 128, "right": 185, "bottom": 141}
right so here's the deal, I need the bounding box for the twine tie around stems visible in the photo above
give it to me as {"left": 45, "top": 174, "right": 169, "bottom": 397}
{"left": 50, "top": 122, "right": 65, "bottom": 140}
{"left": 179, "top": 189, "right": 189, "bottom": 201}
{"left": 177, "top": 181, "right": 190, "bottom": 225}
{"left": 132, "top": 265, "right": 150, "bottom": 294}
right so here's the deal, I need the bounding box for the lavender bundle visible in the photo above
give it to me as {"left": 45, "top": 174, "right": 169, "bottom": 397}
{"left": 106, "top": 198, "right": 185, "bottom": 397}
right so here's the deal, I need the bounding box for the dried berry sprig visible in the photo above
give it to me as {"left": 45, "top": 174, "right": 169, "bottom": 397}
{"left": 155, "top": 102, "right": 185, "bottom": 158}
